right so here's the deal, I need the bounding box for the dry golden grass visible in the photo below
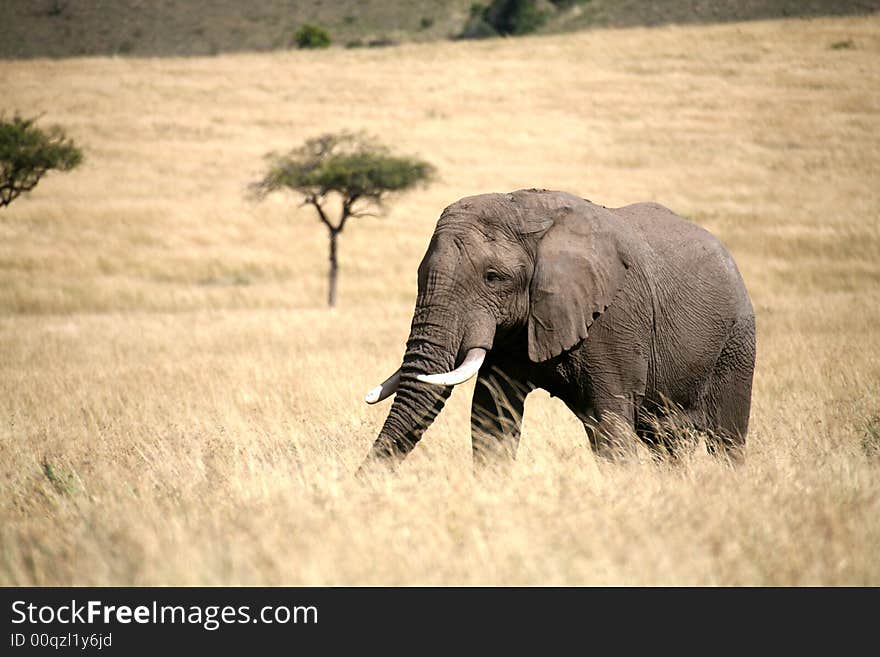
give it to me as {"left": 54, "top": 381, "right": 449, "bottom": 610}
{"left": 1, "top": 15, "right": 879, "bottom": 585}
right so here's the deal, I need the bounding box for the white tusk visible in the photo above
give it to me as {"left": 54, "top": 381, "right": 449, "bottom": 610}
{"left": 417, "top": 348, "right": 487, "bottom": 387}
{"left": 364, "top": 369, "right": 401, "bottom": 404}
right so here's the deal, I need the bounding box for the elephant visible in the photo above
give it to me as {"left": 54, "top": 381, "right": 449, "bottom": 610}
{"left": 360, "top": 189, "right": 756, "bottom": 471}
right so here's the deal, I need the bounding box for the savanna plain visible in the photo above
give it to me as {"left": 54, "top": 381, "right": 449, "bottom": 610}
{"left": 1, "top": 15, "right": 879, "bottom": 585}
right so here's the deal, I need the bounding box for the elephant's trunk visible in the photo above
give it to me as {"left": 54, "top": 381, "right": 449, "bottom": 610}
{"left": 362, "top": 287, "right": 496, "bottom": 469}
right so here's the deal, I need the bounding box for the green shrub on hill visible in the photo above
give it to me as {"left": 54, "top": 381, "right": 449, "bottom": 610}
{"left": 459, "top": 0, "right": 548, "bottom": 39}
{"left": 294, "top": 24, "right": 331, "bottom": 49}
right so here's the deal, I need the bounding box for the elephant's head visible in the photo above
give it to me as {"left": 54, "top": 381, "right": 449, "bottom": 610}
{"left": 362, "top": 189, "right": 630, "bottom": 466}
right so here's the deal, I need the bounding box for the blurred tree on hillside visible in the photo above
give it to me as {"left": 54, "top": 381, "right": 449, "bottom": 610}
{"left": 250, "top": 132, "right": 435, "bottom": 308}
{"left": 0, "top": 115, "right": 83, "bottom": 208}
{"left": 460, "top": 0, "right": 547, "bottom": 38}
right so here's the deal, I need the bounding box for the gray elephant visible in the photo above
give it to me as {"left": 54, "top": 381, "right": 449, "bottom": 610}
{"left": 361, "top": 189, "right": 755, "bottom": 470}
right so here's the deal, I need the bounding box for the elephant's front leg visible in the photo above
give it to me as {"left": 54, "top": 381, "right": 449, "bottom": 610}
{"left": 584, "top": 410, "right": 636, "bottom": 461}
{"left": 470, "top": 366, "right": 531, "bottom": 469}
{"left": 576, "top": 341, "right": 648, "bottom": 460}
{"left": 582, "top": 396, "right": 640, "bottom": 460}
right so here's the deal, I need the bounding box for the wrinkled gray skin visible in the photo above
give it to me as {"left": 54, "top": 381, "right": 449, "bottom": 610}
{"left": 362, "top": 189, "right": 755, "bottom": 470}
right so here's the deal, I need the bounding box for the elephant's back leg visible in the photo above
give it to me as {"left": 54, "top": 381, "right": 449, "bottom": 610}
{"left": 703, "top": 315, "right": 756, "bottom": 460}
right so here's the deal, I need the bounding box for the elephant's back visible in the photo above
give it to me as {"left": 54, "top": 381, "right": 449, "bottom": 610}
{"left": 611, "top": 202, "right": 753, "bottom": 319}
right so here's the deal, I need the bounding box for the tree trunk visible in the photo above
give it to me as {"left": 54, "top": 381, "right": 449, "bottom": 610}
{"left": 328, "top": 228, "right": 338, "bottom": 308}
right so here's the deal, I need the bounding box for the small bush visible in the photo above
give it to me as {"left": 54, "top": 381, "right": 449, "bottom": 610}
{"left": 294, "top": 24, "right": 331, "bottom": 49}
{"left": 345, "top": 39, "right": 365, "bottom": 49}
{"left": 42, "top": 458, "right": 77, "bottom": 496}
{"left": 830, "top": 39, "right": 854, "bottom": 50}
{"left": 419, "top": 16, "right": 434, "bottom": 30}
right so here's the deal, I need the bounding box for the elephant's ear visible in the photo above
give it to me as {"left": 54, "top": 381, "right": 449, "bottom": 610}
{"left": 527, "top": 209, "right": 628, "bottom": 362}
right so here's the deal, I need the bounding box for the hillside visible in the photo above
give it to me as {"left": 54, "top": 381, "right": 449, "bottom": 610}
{"left": 1, "top": 0, "right": 877, "bottom": 58}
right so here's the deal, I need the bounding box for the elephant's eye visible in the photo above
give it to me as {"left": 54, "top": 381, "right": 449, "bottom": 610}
{"left": 484, "top": 269, "right": 507, "bottom": 284}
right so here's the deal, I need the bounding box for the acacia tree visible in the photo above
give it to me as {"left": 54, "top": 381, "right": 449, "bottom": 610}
{"left": 0, "top": 115, "right": 83, "bottom": 208}
{"left": 251, "top": 132, "right": 435, "bottom": 307}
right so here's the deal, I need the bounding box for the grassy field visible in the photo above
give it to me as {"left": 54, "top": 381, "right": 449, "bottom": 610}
{"left": 1, "top": 15, "right": 879, "bottom": 585}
